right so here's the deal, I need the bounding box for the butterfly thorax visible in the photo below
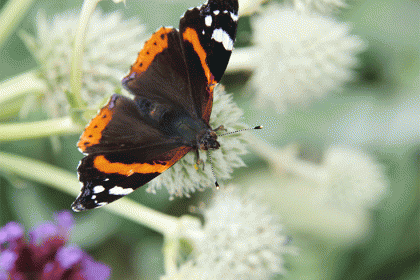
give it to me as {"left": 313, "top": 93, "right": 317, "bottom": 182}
{"left": 173, "top": 116, "right": 220, "bottom": 150}
{"left": 196, "top": 129, "right": 220, "bottom": 150}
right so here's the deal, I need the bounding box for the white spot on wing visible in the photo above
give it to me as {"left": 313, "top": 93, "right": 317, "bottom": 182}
{"left": 230, "top": 12, "right": 238, "bottom": 21}
{"left": 93, "top": 185, "right": 105, "bottom": 194}
{"left": 109, "top": 186, "right": 134, "bottom": 196}
{"left": 77, "top": 147, "right": 87, "bottom": 155}
{"left": 223, "top": 10, "right": 228, "bottom": 14}
{"left": 202, "top": 30, "right": 205, "bottom": 35}
{"left": 97, "top": 202, "right": 108, "bottom": 207}
{"left": 92, "top": 195, "right": 96, "bottom": 199}
{"left": 211, "top": 28, "right": 234, "bottom": 51}
{"left": 213, "top": 10, "right": 220, "bottom": 15}
{"left": 104, "top": 178, "right": 109, "bottom": 182}
{"left": 205, "top": 15, "right": 212, "bottom": 27}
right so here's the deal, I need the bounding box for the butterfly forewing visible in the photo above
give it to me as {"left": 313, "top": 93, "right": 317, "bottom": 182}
{"left": 179, "top": 0, "right": 238, "bottom": 121}
{"left": 180, "top": 0, "right": 239, "bottom": 82}
{"left": 122, "top": 27, "right": 200, "bottom": 119}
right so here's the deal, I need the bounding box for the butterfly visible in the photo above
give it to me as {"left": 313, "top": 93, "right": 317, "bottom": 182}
{"left": 72, "top": 0, "right": 239, "bottom": 211}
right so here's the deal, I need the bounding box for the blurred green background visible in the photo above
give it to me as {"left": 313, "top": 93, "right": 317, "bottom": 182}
{"left": 0, "top": 0, "right": 419, "bottom": 279}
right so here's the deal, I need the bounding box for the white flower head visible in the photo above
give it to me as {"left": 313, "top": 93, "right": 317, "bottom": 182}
{"left": 319, "top": 146, "right": 388, "bottom": 211}
{"left": 20, "top": 9, "right": 146, "bottom": 116}
{"left": 161, "top": 187, "right": 292, "bottom": 280}
{"left": 295, "top": 0, "right": 349, "bottom": 14}
{"left": 147, "top": 86, "right": 248, "bottom": 199}
{"left": 250, "top": 5, "right": 365, "bottom": 111}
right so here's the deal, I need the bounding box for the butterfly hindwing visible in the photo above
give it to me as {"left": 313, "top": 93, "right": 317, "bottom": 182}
{"left": 73, "top": 94, "right": 192, "bottom": 211}
{"left": 73, "top": 146, "right": 192, "bottom": 211}
{"left": 78, "top": 94, "right": 177, "bottom": 154}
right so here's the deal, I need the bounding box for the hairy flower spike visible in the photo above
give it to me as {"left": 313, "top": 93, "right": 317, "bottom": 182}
{"left": 20, "top": 9, "right": 146, "bottom": 116}
{"left": 161, "top": 187, "right": 293, "bottom": 279}
{"left": 250, "top": 5, "right": 365, "bottom": 111}
{"left": 146, "top": 86, "right": 248, "bottom": 199}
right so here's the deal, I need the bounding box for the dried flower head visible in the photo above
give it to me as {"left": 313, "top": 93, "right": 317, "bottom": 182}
{"left": 20, "top": 9, "right": 146, "bottom": 116}
{"left": 0, "top": 211, "right": 110, "bottom": 279}
{"left": 146, "top": 86, "right": 248, "bottom": 199}
{"left": 250, "top": 5, "right": 365, "bottom": 111}
{"left": 319, "top": 146, "right": 387, "bottom": 211}
{"left": 161, "top": 187, "right": 292, "bottom": 279}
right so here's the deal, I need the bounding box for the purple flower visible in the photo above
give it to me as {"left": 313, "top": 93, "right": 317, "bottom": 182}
{"left": 0, "top": 222, "right": 24, "bottom": 251}
{"left": 0, "top": 250, "right": 18, "bottom": 271}
{"left": 0, "top": 211, "right": 111, "bottom": 280}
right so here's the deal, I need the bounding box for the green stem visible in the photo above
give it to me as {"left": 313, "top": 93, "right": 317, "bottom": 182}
{"left": 69, "top": 0, "right": 101, "bottom": 109}
{"left": 248, "top": 134, "right": 327, "bottom": 184}
{"left": 0, "top": 0, "right": 37, "bottom": 49}
{"left": 226, "top": 46, "right": 260, "bottom": 73}
{"left": 163, "top": 237, "right": 179, "bottom": 275}
{"left": 0, "top": 151, "right": 182, "bottom": 236}
{"left": 162, "top": 215, "right": 204, "bottom": 275}
{"left": 0, "top": 70, "right": 47, "bottom": 104}
{"left": 0, "top": 116, "right": 81, "bottom": 141}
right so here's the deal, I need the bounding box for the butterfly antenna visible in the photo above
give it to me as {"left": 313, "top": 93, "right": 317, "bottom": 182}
{"left": 207, "top": 150, "right": 219, "bottom": 189}
{"left": 218, "top": 126, "right": 263, "bottom": 137}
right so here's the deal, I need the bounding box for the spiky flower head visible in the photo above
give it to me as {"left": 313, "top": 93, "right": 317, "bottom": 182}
{"left": 318, "top": 146, "right": 387, "bottom": 211}
{"left": 161, "top": 187, "right": 292, "bottom": 280}
{"left": 295, "top": 0, "right": 349, "bottom": 14}
{"left": 250, "top": 5, "right": 365, "bottom": 111}
{"left": 20, "top": 9, "right": 146, "bottom": 117}
{"left": 146, "top": 86, "right": 249, "bottom": 199}
{"left": 0, "top": 211, "right": 111, "bottom": 279}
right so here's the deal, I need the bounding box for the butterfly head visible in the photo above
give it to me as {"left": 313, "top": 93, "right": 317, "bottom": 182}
{"left": 197, "top": 129, "right": 220, "bottom": 151}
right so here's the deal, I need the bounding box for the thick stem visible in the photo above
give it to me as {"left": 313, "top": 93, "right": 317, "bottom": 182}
{"left": 0, "top": 0, "right": 37, "bottom": 48}
{"left": 0, "top": 70, "right": 47, "bottom": 104}
{"left": 247, "top": 133, "right": 327, "bottom": 184}
{"left": 226, "top": 46, "right": 260, "bottom": 73}
{"left": 0, "top": 151, "right": 183, "bottom": 236}
{"left": 163, "top": 237, "right": 179, "bottom": 276}
{"left": 0, "top": 117, "right": 81, "bottom": 141}
{"left": 69, "top": 0, "right": 101, "bottom": 109}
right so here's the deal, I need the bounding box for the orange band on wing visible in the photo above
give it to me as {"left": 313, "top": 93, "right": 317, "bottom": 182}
{"left": 201, "top": 86, "right": 214, "bottom": 123}
{"left": 182, "top": 28, "right": 214, "bottom": 84}
{"left": 78, "top": 104, "right": 113, "bottom": 152}
{"left": 182, "top": 27, "right": 216, "bottom": 122}
{"left": 93, "top": 146, "right": 191, "bottom": 176}
{"left": 125, "top": 27, "right": 172, "bottom": 78}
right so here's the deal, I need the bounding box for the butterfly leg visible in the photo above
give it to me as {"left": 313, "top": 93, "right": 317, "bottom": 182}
{"left": 214, "top": 125, "right": 227, "bottom": 132}
{"left": 194, "top": 149, "right": 205, "bottom": 170}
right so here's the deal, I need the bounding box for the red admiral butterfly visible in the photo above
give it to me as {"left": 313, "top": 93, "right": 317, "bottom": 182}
{"left": 72, "top": 0, "right": 239, "bottom": 211}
